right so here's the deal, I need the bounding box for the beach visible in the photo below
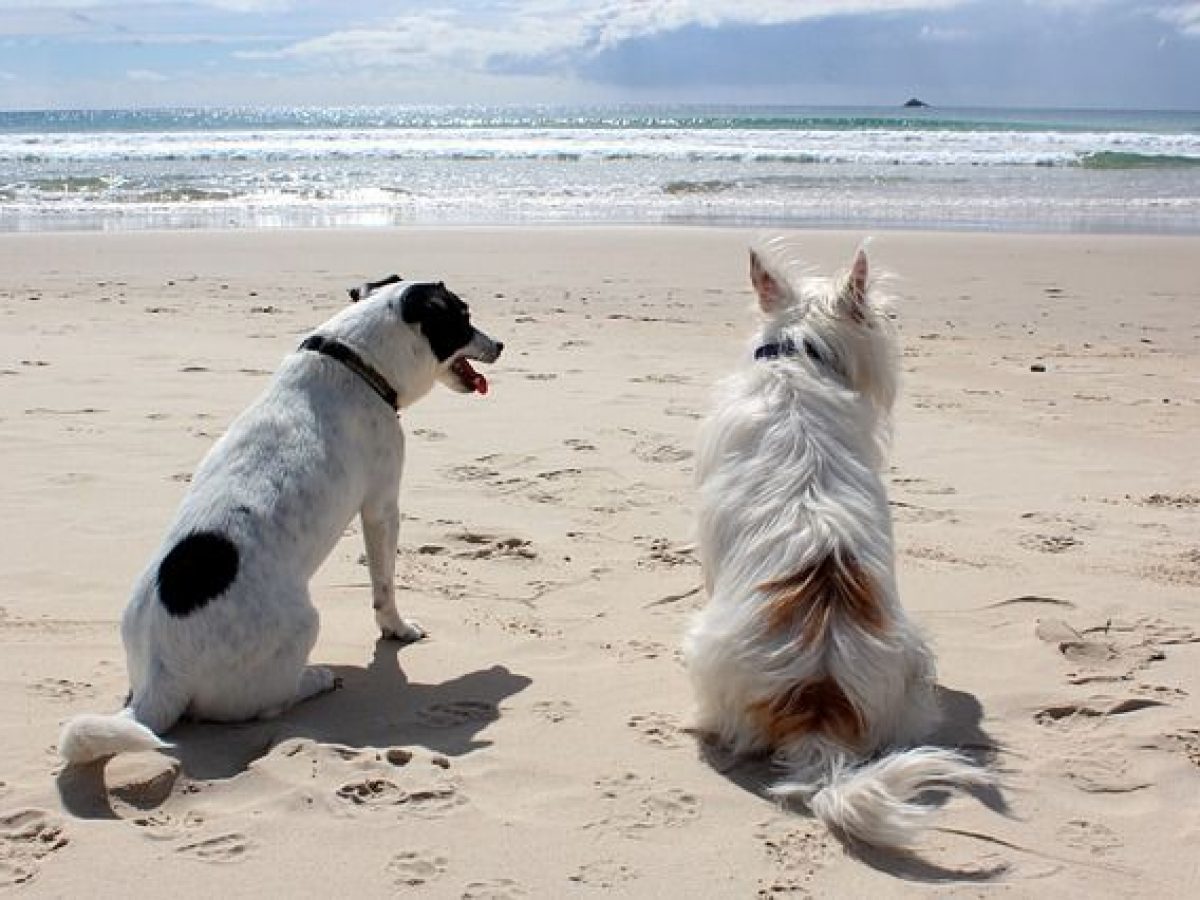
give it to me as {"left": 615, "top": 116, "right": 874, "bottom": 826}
{"left": 1, "top": 226, "right": 1198, "bottom": 896}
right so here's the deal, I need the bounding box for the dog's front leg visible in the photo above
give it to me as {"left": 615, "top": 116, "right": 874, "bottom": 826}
{"left": 361, "top": 501, "right": 425, "bottom": 642}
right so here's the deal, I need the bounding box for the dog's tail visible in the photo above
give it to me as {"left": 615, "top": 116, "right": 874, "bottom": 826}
{"left": 58, "top": 708, "right": 171, "bottom": 765}
{"left": 771, "top": 746, "right": 990, "bottom": 848}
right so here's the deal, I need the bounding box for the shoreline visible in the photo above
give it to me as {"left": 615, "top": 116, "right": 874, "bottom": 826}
{"left": 2, "top": 226, "right": 1197, "bottom": 895}
{"left": 5, "top": 211, "right": 1200, "bottom": 238}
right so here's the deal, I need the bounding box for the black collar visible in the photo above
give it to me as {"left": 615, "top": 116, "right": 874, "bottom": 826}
{"left": 299, "top": 335, "right": 398, "bottom": 411}
{"left": 754, "top": 337, "right": 844, "bottom": 381}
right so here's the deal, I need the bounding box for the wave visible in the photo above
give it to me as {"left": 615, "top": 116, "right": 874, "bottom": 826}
{"left": 4, "top": 126, "right": 1196, "bottom": 168}
{"left": 663, "top": 179, "right": 740, "bottom": 195}
{"left": 1079, "top": 151, "right": 1200, "bottom": 170}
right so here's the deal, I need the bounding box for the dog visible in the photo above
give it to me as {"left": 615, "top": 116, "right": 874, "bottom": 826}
{"left": 58, "top": 277, "right": 503, "bottom": 764}
{"left": 683, "top": 239, "right": 989, "bottom": 848}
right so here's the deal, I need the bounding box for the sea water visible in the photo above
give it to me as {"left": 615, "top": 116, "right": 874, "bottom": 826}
{"left": 1, "top": 105, "right": 1197, "bottom": 233}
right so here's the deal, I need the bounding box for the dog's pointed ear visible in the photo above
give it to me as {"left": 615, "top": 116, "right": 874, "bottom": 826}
{"left": 750, "top": 250, "right": 788, "bottom": 313}
{"left": 348, "top": 274, "right": 404, "bottom": 304}
{"left": 839, "top": 247, "right": 869, "bottom": 318}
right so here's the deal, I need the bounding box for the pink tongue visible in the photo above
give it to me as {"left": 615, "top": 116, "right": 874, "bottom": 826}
{"left": 457, "top": 358, "right": 488, "bottom": 395}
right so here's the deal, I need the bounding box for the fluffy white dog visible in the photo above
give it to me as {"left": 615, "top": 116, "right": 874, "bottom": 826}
{"left": 59, "top": 277, "right": 502, "bottom": 765}
{"left": 683, "top": 239, "right": 989, "bottom": 848}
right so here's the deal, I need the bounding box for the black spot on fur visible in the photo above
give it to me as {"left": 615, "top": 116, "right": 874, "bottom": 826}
{"left": 400, "top": 282, "right": 476, "bottom": 362}
{"left": 157, "top": 531, "right": 239, "bottom": 618}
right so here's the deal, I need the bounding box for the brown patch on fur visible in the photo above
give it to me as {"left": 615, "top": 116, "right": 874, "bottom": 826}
{"left": 751, "top": 676, "right": 866, "bottom": 749}
{"left": 759, "top": 552, "right": 885, "bottom": 642}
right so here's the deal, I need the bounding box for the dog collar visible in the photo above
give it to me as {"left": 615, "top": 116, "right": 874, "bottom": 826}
{"left": 754, "top": 338, "right": 845, "bottom": 381}
{"left": 299, "top": 335, "right": 398, "bottom": 411}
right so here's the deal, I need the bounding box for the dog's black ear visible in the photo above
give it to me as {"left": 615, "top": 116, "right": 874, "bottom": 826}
{"left": 348, "top": 274, "right": 404, "bottom": 304}
{"left": 399, "top": 282, "right": 440, "bottom": 324}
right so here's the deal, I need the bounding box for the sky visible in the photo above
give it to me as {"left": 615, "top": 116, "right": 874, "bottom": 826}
{"left": 0, "top": 0, "right": 1197, "bottom": 111}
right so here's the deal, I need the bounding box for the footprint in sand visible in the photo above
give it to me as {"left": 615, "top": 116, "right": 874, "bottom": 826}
{"left": 451, "top": 534, "right": 537, "bottom": 561}
{"left": 0, "top": 809, "right": 69, "bottom": 887}
{"left": 446, "top": 464, "right": 501, "bottom": 483}
{"left": 1140, "top": 493, "right": 1200, "bottom": 510}
{"left": 415, "top": 700, "right": 498, "bottom": 729}
{"left": 335, "top": 778, "right": 463, "bottom": 817}
{"left": 1148, "top": 728, "right": 1200, "bottom": 768}
{"left": 568, "top": 859, "right": 639, "bottom": 888}
{"left": 335, "top": 778, "right": 408, "bottom": 808}
{"left": 461, "top": 878, "right": 529, "bottom": 899}
{"left": 901, "top": 544, "right": 988, "bottom": 569}
{"left": 754, "top": 817, "right": 836, "bottom": 897}
{"left": 636, "top": 536, "right": 698, "bottom": 568}
{"left": 1140, "top": 551, "right": 1200, "bottom": 588}
{"left": 247, "top": 739, "right": 464, "bottom": 819}
{"left": 614, "top": 638, "right": 672, "bottom": 662}
{"left": 27, "top": 677, "right": 96, "bottom": 701}
{"left": 387, "top": 850, "right": 449, "bottom": 886}
{"left": 173, "top": 831, "right": 253, "bottom": 864}
{"left": 1056, "top": 819, "right": 1122, "bottom": 856}
{"left": 1018, "top": 512, "right": 1094, "bottom": 554}
{"left": 629, "top": 373, "right": 690, "bottom": 385}
{"left": 531, "top": 699, "right": 578, "bottom": 724}
{"left": 1036, "top": 616, "right": 1185, "bottom": 683}
{"left": 632, "top": 441, "right": 692, "bottom": 464}
{"left": 1019, "top": 533, "right": 1082, "bottom": 553}
{"left": 664, "top": 404, "right": 703, "bottom": 420}
{"left": 891, "top": 475, "right": 958, "bottom": 496}
{"left": 587, "top": 773, "right": 701, "bottom": 837}
{"left": 626, "top": 712, "right": 685, "bottom": 749}
{"left": 889, "top": 500, "right": 958, "bottom": 525}
{"left": 1033, "top": 696, "right": 1167, "bottom": 728}
{"left": 131, "top": 811, "right": 205, "bottom": 842}
{"left": 412, "top": 427, "right": 448, "bottom": 442}
{"left": 1058, "top": 749, "right": 1152, "bottom": 794}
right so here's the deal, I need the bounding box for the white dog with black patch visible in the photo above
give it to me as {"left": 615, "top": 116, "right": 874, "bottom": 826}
{"left": 683, "top": 239, "right": 989, "bottom": 848}
{"left": 59, "top": 276, "right": 503, "bottom": 764}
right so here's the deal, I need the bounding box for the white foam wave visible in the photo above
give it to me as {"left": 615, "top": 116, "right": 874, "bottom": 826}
{"left": 3, "top": 127, "right": 1198, "bottom": 167}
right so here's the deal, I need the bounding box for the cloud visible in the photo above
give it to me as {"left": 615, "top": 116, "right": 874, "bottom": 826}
{"left": 125, "top": 67, "right": 168, "bottom": 81}
{"left": 241, "top": 1, "right": 971, "bottom": 72}
{"left": 0, "top": 1, "right": 294, "bottom": 9}
{"left": 918, "top": 23, "right": 972, "bottom": 41}
{"left": 1156, "top": 2, "right": 1200, "bottom": 35}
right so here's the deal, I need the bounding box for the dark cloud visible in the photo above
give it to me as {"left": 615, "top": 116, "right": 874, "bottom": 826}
{"left": 571, "top": 6, "right": 1200, "bottom": 108}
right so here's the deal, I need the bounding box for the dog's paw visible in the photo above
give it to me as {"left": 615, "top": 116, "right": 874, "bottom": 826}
{"left": 299, "top": 666, "right": 338, "bottom": 700}
{"left": 380, "top": 618, "right": 427, "bottom": 644}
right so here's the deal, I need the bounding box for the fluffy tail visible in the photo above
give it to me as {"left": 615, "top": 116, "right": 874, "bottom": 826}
{"left": 58, "top": 708, "right": 170, "bottom": 765}
{"left": 772, "top": 747, "right": 990, "bottom": 848}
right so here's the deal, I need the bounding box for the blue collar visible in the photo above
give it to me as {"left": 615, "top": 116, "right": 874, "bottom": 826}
{"left": 754, "top": 338, "right": 845, "bottom": 381}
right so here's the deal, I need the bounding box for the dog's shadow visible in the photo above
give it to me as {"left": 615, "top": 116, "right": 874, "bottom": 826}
{"left": 57, "top": 639, "right": 531, "bottom": 819}
{"left": 703, "top": 684, "right": 1012, "bottom": 883}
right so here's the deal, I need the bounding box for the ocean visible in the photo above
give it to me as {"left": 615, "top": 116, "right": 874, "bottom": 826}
{"left": 1, "top": 105, "right": 1198, "bottom": 234}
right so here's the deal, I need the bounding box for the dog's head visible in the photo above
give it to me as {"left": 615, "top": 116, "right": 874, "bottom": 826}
{"left": 398, "top": 282, "right": 503, "bottom": 394}
{"left": 347, "top": 276, "right": 503, "bottom": 398}
{"left": 747, "top": 239, "right": 896, "bottom": 417}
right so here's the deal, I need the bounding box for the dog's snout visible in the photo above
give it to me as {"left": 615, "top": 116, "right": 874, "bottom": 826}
{"left": 494, "top": 341, "right": 505, "bottom": 358}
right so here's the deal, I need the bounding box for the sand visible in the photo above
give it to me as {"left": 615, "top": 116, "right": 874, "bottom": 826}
{"left": 1, "top": 227, "right": 1198, "bottom": 897}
